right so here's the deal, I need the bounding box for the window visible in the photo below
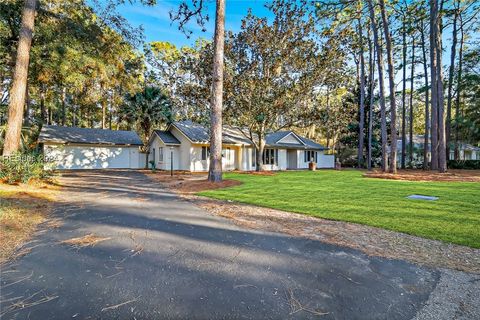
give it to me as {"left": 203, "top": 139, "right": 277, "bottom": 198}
{"left": 304, "top": 150, "right": 317, "bottom": 162}
{"left": 221, "top": 148, "right": 232, "bottom": 161}
{"left": 252, "top": 148, "right": 257, "bottom": 167}
{"left": 201, "top": 146, "right": 210, "bottom": 161}
{"left": 263, "top": 148, "right": 277, "bottom": 165}
{"left": 151, "top": 148, "right": 155, "bottom": 163}
{"left": 159, "top": 147, "right": 164, "bottom": 162}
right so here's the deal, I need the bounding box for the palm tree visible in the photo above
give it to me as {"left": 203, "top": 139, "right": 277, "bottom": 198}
{"left": 121, "top": 86, "right": 172, "bottom": 144}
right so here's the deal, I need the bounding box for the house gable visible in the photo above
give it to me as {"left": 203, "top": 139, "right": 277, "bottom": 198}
{"left": 276, "top": 132, "right": 306, "bottom": 145}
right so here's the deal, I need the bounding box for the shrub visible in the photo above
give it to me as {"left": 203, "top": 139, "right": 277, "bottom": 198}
{"left": 0, "top": 152, "right": 54, "bottom": 184}
{"left": 148, "top": 160, "right": 156, "bottom": 172}
{"left": 447, "top": 160, "right": 480, "bottom": 170}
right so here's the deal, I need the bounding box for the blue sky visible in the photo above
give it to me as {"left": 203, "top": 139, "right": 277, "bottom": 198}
{"left": 114, "top": 0, "right": 274, "bottom": 48}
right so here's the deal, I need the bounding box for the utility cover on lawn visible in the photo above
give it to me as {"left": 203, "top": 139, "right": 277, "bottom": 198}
{"left": 407, "top": 194, "right": 439, "bottom": 201}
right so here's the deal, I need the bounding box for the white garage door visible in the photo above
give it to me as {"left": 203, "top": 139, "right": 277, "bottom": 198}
{"left": 45, "top": 144, "right": 137, "bottom": 169}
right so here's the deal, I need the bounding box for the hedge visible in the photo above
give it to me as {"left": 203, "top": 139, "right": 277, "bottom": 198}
{"left": 447, "top": 160, "right": 480, "bottom": 170}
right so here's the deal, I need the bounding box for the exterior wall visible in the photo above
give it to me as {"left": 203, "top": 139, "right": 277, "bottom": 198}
{"left": 297, "top": 150, "right": 334, "bottom": 169}
{"left": 148, "top": 135, "right": 180, "bottom": 170}
{"left": 297, "top": 150, "right": 309, "bottom": 169}
{"left": 189, "top": 144, "right": 241, "bottom": 172}
{"left": 317, "top": 153, "right": 335, "bottom": 168}
{"left": 277, "top": 149, "right": 287, "bottom": 170}
{"left": 190, "top": 145, "right": 208, "bottom": 171}
{"left": 222, "top": 146, "right": 236, "bottom": 170}
{"left": 169, "top": 126, "right": 194, "bottom": 171}
{"left": 44, "top": 143, "right": 142, "bottom": 169}
{"left": 240, "top": 146, "right": 256, "bottom": 171}
{"left": 277, "top": 133, "right": 303, "bottom": 145}
{"left": 262, "top": 148, "right": 287, "bottom": 171}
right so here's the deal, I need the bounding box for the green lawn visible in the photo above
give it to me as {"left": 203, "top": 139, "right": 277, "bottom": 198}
{"left": 199, "top": 170, "right": 480, "bottom": 248}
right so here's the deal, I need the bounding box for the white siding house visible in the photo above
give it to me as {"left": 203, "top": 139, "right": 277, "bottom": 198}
{"left": 148, "top": 121, "right": 334, "bottom": 172}
{"left": 396, "top": 135, "right": 480, "bottom": 166}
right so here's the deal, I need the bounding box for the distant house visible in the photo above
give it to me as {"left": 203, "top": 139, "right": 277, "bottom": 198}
{"left": 396, "top": 134, "right": 480, "bottom": 164}
{"left": 39, "top": 126, "right": 145, "bottom": 169}
{"left": 147, "top": 120, "right": 334, "bottom": 172}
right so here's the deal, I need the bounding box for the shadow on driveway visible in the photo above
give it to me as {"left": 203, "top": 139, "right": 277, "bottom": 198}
{"left": 0, "top": 170, "right": 439, "bottom": 319}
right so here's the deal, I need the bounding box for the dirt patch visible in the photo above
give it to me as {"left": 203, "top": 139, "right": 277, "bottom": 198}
{"left": 60, "top": 234, "right": 110, "bottom": 248}
{"left": 146, "top": 172, "right": 242, "bottom": 193}
{"left": 0, "top": 183, "right": 58, "bottom": 264}
{"left": 364, "top": 169, "right": 480, "bottom": 182}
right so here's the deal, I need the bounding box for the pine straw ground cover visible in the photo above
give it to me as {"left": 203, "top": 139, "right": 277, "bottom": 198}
{"left": 0, "top": 183, "right": 58, "bottom": 264}
{"left": 199, "top": 170, "right": 480, "bottom": 249}
{"left": 364, "top": 169, "right": 480, "bottom": 182}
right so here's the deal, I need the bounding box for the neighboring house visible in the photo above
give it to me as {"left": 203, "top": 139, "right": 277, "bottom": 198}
{"left": 450, "top": 143, "right": 480, "bottom": 160}
{"left": 396, "top": 134, "right": 480, "bottom": 165}
{"left": 148, "top": 120, "right": 334, "bottom": 172}
{"left": 39, "top": 125, "right": 145, "bottom": 169}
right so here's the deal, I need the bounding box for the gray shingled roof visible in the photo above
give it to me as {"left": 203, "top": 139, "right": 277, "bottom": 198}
{"left": 172, "top": 120, "right": 209, "bottom": 142}
{"left": 154, "top": 130, "right": 181, "bottom": 145}
{"left": 266, "top": 131, "right": 327, "bottom": 150}
{"left": 38, "top": 125, "right": 143, "bottom": 146}
{"left": 170, "top": 121, "right": 326, "bottom": 150}
{"left": 171, "top": 121, "right": 252, "bottom": 145}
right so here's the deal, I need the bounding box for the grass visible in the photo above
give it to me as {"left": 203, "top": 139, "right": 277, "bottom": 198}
{"left": 199, "top": 170, "right": 480, "bottom": 248}
{"left": 0, "top": 184, "right": 57, "bottom": 263}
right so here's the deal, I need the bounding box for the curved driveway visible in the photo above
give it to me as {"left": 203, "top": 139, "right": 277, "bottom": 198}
{"left": 1, "top": 170, "right": 439, "bottom": 319}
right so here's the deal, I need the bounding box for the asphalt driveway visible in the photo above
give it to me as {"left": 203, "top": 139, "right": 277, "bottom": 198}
{"left": 1, "top": 170, "right": 441, "bottom": 319}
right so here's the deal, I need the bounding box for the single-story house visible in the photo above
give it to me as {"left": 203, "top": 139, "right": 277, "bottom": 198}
{"left": 39, "top": 125, "right": 145, "bottom": 169}
{"left": 148, "top": 120, "right": 334, "bottom": 171}
{"left": 396, "top": 134, "right": 480, "bottom": 165}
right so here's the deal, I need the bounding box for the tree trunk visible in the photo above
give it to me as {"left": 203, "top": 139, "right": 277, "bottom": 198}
{"left": 357, "top": 17, "right": 366, "bottom": 168}
{"left": 40, "top": 85, "right": 46, "bottom": 125}
{"left": 368, "top": 0, "right": 388, "bottom": 172}
{"left": 379, "top": 0, "right": 397, "bottom": 173}
{"left": 446, "top": 8, "right": 458, "bottom": 161}
{"left": 401, "top": 20, "right": 407, "bottom": 169}
{"left": 208, "top": 0, "right": 225, "bottom": 183}
{"left": 436, "top": 4, "right": 447, "bottom": 173}
{"left": 102, "top": 99, "right": 107, "bottom": 129}
{"left": 454, "top": 20, "right": 464, "bottom": 161}
{"left": 430, "top": 0, "right": 439, "bottom": 170}
{"left": 367, "top": 32, "right": 375, "bottom": 171}
{"left": 256, "top": 132, "right": 265, "bottom": 172}
{"left": 23, "top": 83, "right": 30, "bottom": 126}
{"left": 409, "top": 38, "right": 415, "bottom": 167}
{"left": 420, "top": 18, "right": 430, "bottom": 169}
{"left": 3, "top": 0, "right": 37, "bottom": 155}
{"left": 61, "top": 87, "right": 66, "bottom": 126}
{"left": 48, "top": 103, "right": 52, "bottom": 125}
